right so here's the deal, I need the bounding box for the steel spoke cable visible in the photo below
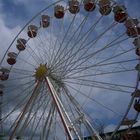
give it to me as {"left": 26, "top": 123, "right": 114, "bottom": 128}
{"left": 18, "top": 89, "right": 49, "bottom": 137}
{"left": 65, "top": 80, "right": 132, "bottom": 94}
{"left": 52, "top": 33, "right": 126, "bottom": 75}
{"left": 30, "top": 36, "right": 46, "bottom": 64}
{"left": 49, "top": 11, "right": 66, "bottom": 67}
{"left": 29, "top": 98, "right": 51, "bottom": 140}
{"left": 50, "top": 12, "right": 90, "bottom": 70}
{"left": 66, "top": 84, "right": 126, "bottom": 117}
{"left": 66, "top": 69, "right": 135, "bottom": 80}
{"left": 62, "top": 85, "right": 104, "bottom": 140}
{"left": 6, "top": 69, "right": 34, "bottom": 76}
{"left": 65, "top": 40, "right": 133, "bottom": 78}
{"left": 16, "top": 37, "right": 41, "bottom": 65}
{"left": 50, "top": 3, "right": 84, "bottom": 67}
{"left": 25, "top": 43, "right": 43, "bottom": 65}
{"left": 7, "top": 67, "right": 34, "bottom": 73}
{"left": 35, "top": 31, "right": 53, "bottom": 63}
{"left": 52, "top": 17, "right": 115, "bottom": 72}
{"left": 66, "top": 49, "right": 134, "bottom": 74}
{"left": 44, "top": 104, "right": 55, "bottom": 140}
{"left": 1, "top": 76, "right": 34, "bottom": 84}
{"left": 51, "top": 15, "right": 104, "bottom": 71}
{"left": 2, "top": 79, "right": 35, "bottom": 91}
{"left": 28, "top": 84, "right": 51, "bottom": 134}
{"left": 50, "top": 1, "right": 86, "bottom": 66}
{"left": 37, "top": 19, "right": 55, "bottom": 65}
{"left": 9, "top": 81, "right": 42, "bottom": 140}
{"left": 49, "top": 6, "right": 70, "bottom": 67}
{"left": 1, "top": 81, "right": 35, "bottom": 109}
{"left": 41, "top": 101, "right": 54, "bottom": 140}
{"left": 17, "top": 56, "right": 37, "bottom": 68}
{"left": 63, "top": 34, "right": 128, "bottom": 75}
{"left": 58, "top": 22, "right": 118, "bottom": 74}
{"left": 68, "top": 58, "right": 138, "bottom": 73}
{"left": 38, "top": 29, "right": 53, "bottom": 65}
{"left": 1, "top": 84, "right": 35, "bottom": 125}
{"left": 66, "top": 78, "right": 135, "bottom": 89}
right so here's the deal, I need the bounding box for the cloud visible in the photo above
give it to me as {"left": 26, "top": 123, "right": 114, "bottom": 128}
{"left": 0, "top": 0, "right": 140, "bottom": 139}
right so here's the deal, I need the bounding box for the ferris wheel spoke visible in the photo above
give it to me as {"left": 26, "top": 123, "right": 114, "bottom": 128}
{"left": 65, "top": 78, "right": 135, "bottom": 90}
{"left": 67, "top": 58, "right": 138, "bottom": 73}
{"left": 59, "top": 21, "right": 118, "bottom": 72}
{"left": 62, "top": 86, "right": 108, "bottom": 132}
{"left": 51, "top": 15, "right": 104, "bottom": 72}
{"left": 64, "top": 34, "right": 128, "bottom": 75}
{"left": 29, "top": 98, "right": 52, "bottom": 140}
{"left": 1, "top": 84, "right": 35, "bottom": 126}
{"left": 3, "top": 79, "right": 35, "bottom": 92}
{"left": 53, "top": 32, "right": 126, "bottom": 75}
{"left": 17, "top": 57, "right": 37, "bottom": 68}
{"left": 66, "top": 45, "right": 134, "bottom": 78}
{"left": 50, "top": 11, "right": 81, "bottom": 68}
{"left": 49, "top": 14, "right": 66, "bottom": 67}
{"left": 53, "top": 18, "right": 116, "bottom": 70}
{"left": 43, "top": 104, "right": 56, "bottom": 140}
{"left": 66, "top": 84, "right": 123, "bottom": 117}
{"left": 35, "top": 33, "right": 52, "bottom": 64}
{"left": 8, "top": 81, "right": 42, "bottom": 140}
{"left": 62, "top": 85, "right": 105, "bottom": 139}
{"left": 65, "top": 80, "right": 132, "bottom": 94}
{"left": 51, "top": 13, "right": 91, "bottom": 70}
{"left": 70, "top": 68, "right": 135, "bottom": 77}
{"left": 25, "top": 44, "right": 43, "bottom": 65}
{"left": 29, "top": 36, "right": 46, "bottom": 64}
{"left": 1, "top": 81, "right": 35, "bottom": 110}
{"left": 8, "top": 67, "right": 34, "bottom": 73}
{"left": 7, "top": 69, "right": 34, "bottom": 76}
{"left": 18, "top": 89, "right": 49, "bottom": 137}
{"left": 38, "top": 28, "right": 53, "bottom": 65}
{"left": 1, "top": 76, "right": 34, "bottom": 84}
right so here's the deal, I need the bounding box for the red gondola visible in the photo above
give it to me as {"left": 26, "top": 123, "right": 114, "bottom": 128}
{"left": 41, "top": 15, "right": 50, "bottom": 28}
{"left": 54, "top": 5, "right": 65, "bottom": 18}
{"left": 99, "top": 0, "right": 112, "bottom": 15}
{"left": 69, "top": 0, "right": 80, "bottom": 14}
{"left": 16, "top": 38, "right": 26, "bottom": 51}
{"left": 83, "top": 0, "right": 96, "bottom": 12}
{"left": 27, "top": 25, "right": 38, "bottom": 38}
{"left": 0, "top": 68, "right": 10, "bottom": 81}
{"left": 113, "top": 5, "right": 128, "bottom": 23}
{"left": 134, "top": 99, "right": 140, "bottom": 112}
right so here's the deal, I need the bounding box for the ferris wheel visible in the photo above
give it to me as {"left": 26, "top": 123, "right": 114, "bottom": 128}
{"left": 0, "top": 0, "right": 140, "bottom": 140}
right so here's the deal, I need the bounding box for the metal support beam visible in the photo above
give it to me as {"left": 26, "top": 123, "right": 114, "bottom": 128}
{"left": 45, "top": 77, "right": 73, "bottom": 140}
{"left": 9, "top": 81, "right": 41, "bottom": 140}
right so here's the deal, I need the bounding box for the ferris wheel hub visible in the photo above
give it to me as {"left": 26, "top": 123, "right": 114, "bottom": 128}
{"left": 35, "top": 64, "right": 47, "bottom": 80}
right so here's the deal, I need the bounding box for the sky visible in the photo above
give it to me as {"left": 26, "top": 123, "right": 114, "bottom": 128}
{"left": 0, "top": 0, "right": 140, "bottom": 139}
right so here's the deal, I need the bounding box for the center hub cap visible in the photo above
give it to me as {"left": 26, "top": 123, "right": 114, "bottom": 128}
{"left": 35, "top": 64, "right": 47, "bottom": 80}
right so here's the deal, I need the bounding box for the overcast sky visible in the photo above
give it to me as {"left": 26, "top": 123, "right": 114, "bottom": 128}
{"left": 0, "top": 0, "right": 140, "bottom": 139}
